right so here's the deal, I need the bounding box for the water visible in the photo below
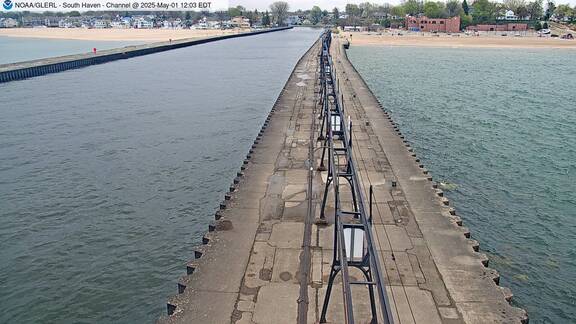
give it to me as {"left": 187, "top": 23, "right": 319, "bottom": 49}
{"left": 348, "top": 45, "right": 576, "bottom": 323}
{"left": 0, "top": 36, "right": 142, "bottom": 65}
{"left": 0, "top": 27, "right": 321, "bottom": 323}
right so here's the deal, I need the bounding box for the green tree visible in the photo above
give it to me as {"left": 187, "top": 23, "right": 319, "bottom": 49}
{"left": 262, "top": 10, "right": 271, "bottom": 26}
{"left": 228, "top": 6, "right": 244, "bottom": 17}
{"left": 543, "top": 21, "right": 548, "bottom": 28}
{"left": 379, "top": 18, "right": 392, "bottom": 27}
{"left": 503, "top": 0, "right": 526, "bottom": 12}
{"left": 446, "top": 0, "right": 463, "bottom": 16}
{"left": 270, "top": 1, "right": 289, "bottom": 26}
{"left": 462, "top": 0, "right": 470, "bottom": 14}
{"left": 527, "top": 0, "right": 544, "bottom": 19}
{"left": 424, "top": 1, "right": 447, "bottom": 18}
{"left": 359, "top": 2, "right": 376, "bottom": 19}
{"left": 460, "top": 13, "right": 473, "bottom": 28}
{"left": 472, "top": 0, "right": 498, "bottom": 23}
{"left": 321, "top": 10, "right": 330, "bottom": 24}
{"left": 516, "top": 5, "right": 529, "bottom": 19}
{"left": 555, "top": 4, "right": 573, "bottom": 20}
{"left": 391, "top": 5, "right": 406, "bottom": 17}
{"left": 346, "top": 4, "right": 361, "bottom": 16}
{"left": 403, "top": 0, "right": 423, "bottom": 16}
{"left": 310, "top": 5, "right": 323, "bottom": 24}
{"left": 332, "top": 7, "right": 340, "bottom": 23}
{"left": 544, "top": 0, "right": 555, "bottom": 20}
{"left": 534, "top": 20, "right": 542, "bottom": 29}
{"left": 254, "top": 9, "right": 260, "bottom": 23}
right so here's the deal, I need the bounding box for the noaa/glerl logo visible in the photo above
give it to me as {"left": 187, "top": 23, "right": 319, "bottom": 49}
{"left": 3, "top": 0, "right": 13, "bottom": 10}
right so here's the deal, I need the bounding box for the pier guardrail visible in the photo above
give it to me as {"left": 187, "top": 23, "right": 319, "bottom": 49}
{"left": 317, "top": 30, "right": 394, "bottom": 324}
{"left": 0, "top": 27, "right": 293, "bottom": 84}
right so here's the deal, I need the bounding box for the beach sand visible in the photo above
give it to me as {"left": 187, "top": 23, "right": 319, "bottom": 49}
{"left": 2, "top": 28, "right": 574, "bottom": 49}
{"left": 0, "top": 28, "right": 244, "bottom": 42}
{"left": 341, "top": 31, "right": 576, "bottom": 49}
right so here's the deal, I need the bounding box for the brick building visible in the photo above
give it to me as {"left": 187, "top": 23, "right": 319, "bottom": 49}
{"left": 405, "top": 16, "right": 461, "bottom": 33}
{"left": 466, "top": 23, "right": 528, "bottom": 32}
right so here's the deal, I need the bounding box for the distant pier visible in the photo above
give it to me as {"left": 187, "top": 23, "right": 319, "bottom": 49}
{"left": 0, "top": 27, "right": 292, "bottom": 84}
{"left": 158, "top": 31, "right": 528, "bottom": 323}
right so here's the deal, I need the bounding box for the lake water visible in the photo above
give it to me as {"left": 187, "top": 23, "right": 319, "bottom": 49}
{"left": 0, "top": 36, "right": 142, "bottom": 65}
{"left": 0, "top": 27, "right": 321, "bottom": 323}
{"left": 348, "top": 45, "right": 576, "bottom": 323}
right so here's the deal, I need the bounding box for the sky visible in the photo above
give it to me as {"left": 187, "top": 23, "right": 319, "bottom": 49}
{"left": 230, "top": 0, "right": 576, "bottom": 11}
{"left": 229, "top": 0, "right": 391, "bottom": 11}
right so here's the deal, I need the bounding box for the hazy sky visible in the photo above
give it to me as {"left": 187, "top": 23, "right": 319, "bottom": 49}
{"left": 229, "top": 0, "right": 383, "bottom": 11}
{"left": 230, "top": 0, "right": 353, "bottom": 11}
{"left": 230, "top": 0, "right": 576, "bottom": 11}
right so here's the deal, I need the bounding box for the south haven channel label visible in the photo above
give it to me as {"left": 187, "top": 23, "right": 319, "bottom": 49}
{"left": 4, "top": 0, "right": 222, "bottom": 11}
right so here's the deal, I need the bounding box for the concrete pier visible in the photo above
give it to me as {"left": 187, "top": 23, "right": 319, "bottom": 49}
{"left": 0, "top": 27, "right": 292, "bottom": 84}
{"left": 158, "top": 33, "right": 528, "bottom": 324}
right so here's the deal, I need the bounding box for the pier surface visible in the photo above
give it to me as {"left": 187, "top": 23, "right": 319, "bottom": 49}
{"left": 159, "top": 35, "right": 527, "bottom": 324}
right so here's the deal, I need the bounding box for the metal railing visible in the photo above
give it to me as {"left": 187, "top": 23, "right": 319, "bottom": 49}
{"left": 317, "top": 31, "right": 394, "bottom": 324}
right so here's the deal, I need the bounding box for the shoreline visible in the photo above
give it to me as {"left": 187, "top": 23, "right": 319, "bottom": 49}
{"left": 3, "top": 28, "right": 574, "bottom": 49}
{"left": 0, "top": 28, "right": 245, "bottom": 42}
{"left": 0, "top": 27, "right": 293, "bottom": 82}
{"left": 343, "top": 31, "right": 576, "bottom": 49}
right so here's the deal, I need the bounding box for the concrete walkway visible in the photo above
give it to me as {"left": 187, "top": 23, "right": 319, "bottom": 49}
{"left": 158, "top": 35, "right": 527, "bottom": 324}
{"left": 158, "top": 35, "right": 322, "bottom": 324}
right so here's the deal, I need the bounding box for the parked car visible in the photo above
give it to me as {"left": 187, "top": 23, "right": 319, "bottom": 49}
{"left": 538, "top": 28, "right": 551, "bottom": 34}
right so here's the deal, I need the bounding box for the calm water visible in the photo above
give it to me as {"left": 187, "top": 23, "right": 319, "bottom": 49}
{"left": 348, "top": 46, "right": 576, "bottom": 323}
{"left": 0, "top": 36, "right": 142, "bottom": 65}
{"left": 0, "top": 28, "right": 320, "bottom": 323}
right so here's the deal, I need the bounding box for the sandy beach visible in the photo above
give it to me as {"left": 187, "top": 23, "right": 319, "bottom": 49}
{"left": 342, "top": 31, "right": 576, "bottom": 49}
{"left": 3, "top": 28, "right": 574, "bottom": 49}
{"left": 0, "top": 28, "right": 244, "bottom": 42}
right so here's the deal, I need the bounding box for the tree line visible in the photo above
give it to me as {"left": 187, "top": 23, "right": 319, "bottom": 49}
{"left": 2, "top": 0, "right": 575, "bottom": 28}
{"left": 330, "top": 1, "right": 575, "bottom": 28}
{"left": 0, "top": 1, "right": 291, "bottom": 27}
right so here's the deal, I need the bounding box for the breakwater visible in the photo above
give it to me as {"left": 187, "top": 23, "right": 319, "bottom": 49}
{"left": 0, "top": 27, "right": 292, "bottom": 83}
{"left": 158, "top": 31, "right": 528, "bottom": 323}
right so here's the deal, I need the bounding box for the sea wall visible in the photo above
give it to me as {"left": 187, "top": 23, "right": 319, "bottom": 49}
{"left": 0, "top": 27, "right": 292, "bottom": 84}
{"left": 158, "top": 32, "right": 529, "bottom": 323}
{"left": 337, "top": 38, "right": 528, "bottom": 323}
